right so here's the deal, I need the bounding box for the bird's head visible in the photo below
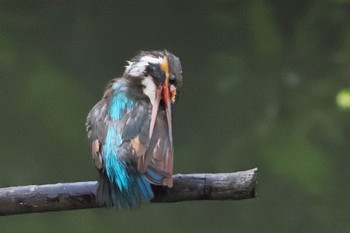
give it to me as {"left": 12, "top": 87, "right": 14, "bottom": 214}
{"left": 124, "top": 50, "right": 182, "bottom": 143}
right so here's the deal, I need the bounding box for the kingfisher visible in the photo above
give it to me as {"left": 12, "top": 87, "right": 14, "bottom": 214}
{"left": 86, "top": 50, "right": 182, "bottom": 209}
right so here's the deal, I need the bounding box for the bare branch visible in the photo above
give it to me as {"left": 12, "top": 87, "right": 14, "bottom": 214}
{"left": 0, "top": 168, "right": 257, "bottom": 216}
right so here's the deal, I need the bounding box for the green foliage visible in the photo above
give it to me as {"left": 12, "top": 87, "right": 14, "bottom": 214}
{"left": 337, "top": 88, "right": 350, "bottom": 109}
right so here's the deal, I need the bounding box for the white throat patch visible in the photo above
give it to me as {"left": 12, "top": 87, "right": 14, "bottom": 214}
{"left": 142, "top": 76, "right": 156, "bottom": 105}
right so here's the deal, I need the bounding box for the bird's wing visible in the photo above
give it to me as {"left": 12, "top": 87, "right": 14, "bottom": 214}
{"left": 142, "top": 107, "right": 174, "bottom": 187}
{"left": 86, "top": 97, "right": 109, "bottom": 170}
{"left": 122, "top": 97, "right": 174, "bottom": 188}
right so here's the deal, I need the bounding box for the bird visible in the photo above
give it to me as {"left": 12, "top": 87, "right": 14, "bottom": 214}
{"left": 86, "top": 50, "right": 182, "bottom": 209}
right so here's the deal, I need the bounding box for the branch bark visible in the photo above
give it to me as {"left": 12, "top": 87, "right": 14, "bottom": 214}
{"left": 0, "top": 168, "right": 257, "bottom": 216}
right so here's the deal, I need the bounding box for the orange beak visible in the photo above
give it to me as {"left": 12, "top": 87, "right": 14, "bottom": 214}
{"left": 148, "top": 56, "right": 173, "bottom": 146}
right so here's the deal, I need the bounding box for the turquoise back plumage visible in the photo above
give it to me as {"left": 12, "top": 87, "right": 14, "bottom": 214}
{"left": 94, "top": 82, "right": 153, "bottom": 208}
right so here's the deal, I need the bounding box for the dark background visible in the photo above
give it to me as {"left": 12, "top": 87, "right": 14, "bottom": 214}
{"left": 1, "top": 1, "right": 350, "bottom": 232}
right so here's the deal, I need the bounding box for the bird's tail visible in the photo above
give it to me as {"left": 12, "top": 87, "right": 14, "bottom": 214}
{"left": 96, "top": 171, "right": 154, "bottom": 209}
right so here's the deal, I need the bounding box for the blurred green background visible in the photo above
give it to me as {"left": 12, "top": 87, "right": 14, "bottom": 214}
{"left": 1, "top": 1, "right": 350, "bottom": 232}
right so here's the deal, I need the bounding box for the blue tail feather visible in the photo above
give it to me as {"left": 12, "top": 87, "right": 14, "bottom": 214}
{"left": 97, "top": 172, "right": 154, "bottom": 209}
{"left": 100, "top": 126, "right": 154, "bottom": 209}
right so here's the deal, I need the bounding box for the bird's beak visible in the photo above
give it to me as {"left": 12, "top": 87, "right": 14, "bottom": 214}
{"left": 149, "top": 56, "right": 173, "bottom": 146}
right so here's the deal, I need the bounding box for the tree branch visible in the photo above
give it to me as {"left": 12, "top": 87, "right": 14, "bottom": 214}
{"left": 0, "top": 168, "right": 257, "bottom": 216}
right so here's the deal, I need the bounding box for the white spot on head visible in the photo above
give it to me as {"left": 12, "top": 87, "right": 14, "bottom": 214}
{"left": 125, "top": 61, "right": 148, "bottom": 77}
{"left": 124, "top": 55, "right": 164, "bottom": 77}
{"left": 142, "top": 76, "right": 156, "bottom": 105}
{"left": 140, "top": 56, "right": 164, "bottom": 64}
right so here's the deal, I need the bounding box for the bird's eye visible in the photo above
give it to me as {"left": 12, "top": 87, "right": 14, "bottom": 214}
{"left": 169, "top": 74, "right": 176, "bottom": 84}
